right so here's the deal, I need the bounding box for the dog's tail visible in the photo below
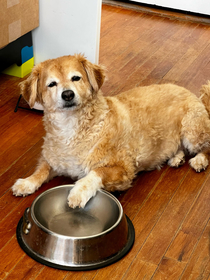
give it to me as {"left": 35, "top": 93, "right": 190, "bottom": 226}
{"left": 200, "top": 81, "right": 210, "bottom": 117}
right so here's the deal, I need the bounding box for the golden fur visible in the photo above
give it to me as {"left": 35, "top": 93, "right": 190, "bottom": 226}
{"left": 12, "top": 54, "right": 210, "bottom": 208}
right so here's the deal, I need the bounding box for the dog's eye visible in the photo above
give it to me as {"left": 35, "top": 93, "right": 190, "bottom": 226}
{"left": 71, "top": 76, "right": 81, "bottom": 82}
{"left": 48, "top": 81, "right": 57, "bottom": 87}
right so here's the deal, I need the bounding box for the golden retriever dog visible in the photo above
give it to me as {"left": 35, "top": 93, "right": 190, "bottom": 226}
{"left": 12, "top": 54, "right": 210, "bottom": 208}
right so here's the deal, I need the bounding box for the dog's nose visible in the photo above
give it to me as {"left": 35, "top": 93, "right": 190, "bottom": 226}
{"left": 62, "top": 90, "right": 75, "bottom": 101}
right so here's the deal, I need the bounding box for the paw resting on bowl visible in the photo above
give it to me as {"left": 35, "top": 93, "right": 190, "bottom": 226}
{"left": 67, "top": 172, "right": 102, "bottom": 208}
{"left": 67, "top": 182, "right": 97, "bottom": 208}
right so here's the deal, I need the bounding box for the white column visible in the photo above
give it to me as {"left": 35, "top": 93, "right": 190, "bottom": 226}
{"left": 32, "top": 0, "right": 102, "bottom": 64}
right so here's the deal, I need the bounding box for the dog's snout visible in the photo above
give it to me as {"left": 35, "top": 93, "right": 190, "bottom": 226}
{"left": 62, "top": 90, "right": 75, "bottom": 101}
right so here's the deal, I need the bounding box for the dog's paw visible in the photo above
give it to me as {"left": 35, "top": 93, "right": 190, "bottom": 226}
{"left": 67, "top": 183, "right": 95, "bottom": 209}
{"left": 189, "top": 153, "right": 209, "bottom": 172}
{"left": 68, "top": 172, "right": 102, "bottom": 208}
{"left": 68, "top": 171, "right": 102, "bottom": 208}
{"left": 168, "top": 150, "right": 185, "bottom": 168}
{"left": 12, "top": 178, "right": 37, "bottom": 196}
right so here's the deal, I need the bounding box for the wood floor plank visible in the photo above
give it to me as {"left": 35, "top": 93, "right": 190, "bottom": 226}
{"left": 0, "top": 111, "right": 43, "bottom": 156}
{"left": 100, "top": 13, "right": 167, "bottom": 66}
{"left": 117, "top": 22, "right": 200, "bottom": 92}
{"left": 64, "top": 270, "right": 97, "bottom": 280}
{"left": 163, "top": 47, "right": 201, "bottom": 85}
{"left": 100, "top": 9, "right": 149, "bottom": 65}
{"left": 186, "top": 60, "right": 210, "bottom": 95}
{"left": 4, "top": 255, "right": 43, "bottom": 280}
{"left": 177, "top": 42, "right": 210, "bottom": 90}
{"left": 101, "top": 5, "right": 137, "bottom": 38}
{"left": 0, "top": 77, "right": 25, "bottom": 109}
{"left": 0, "top": 139, "right": 43, "bottom": 199}
{"left": 0, "top": 121, "right": 44, "bottom": 176}
{"left": 120, "top": 166, "right": 168, "bottom": 220}
{"left": 165, "top": 172, "right": 210, "bottom": 262}
{"left": 112, "top": 30, "right": 197, "bottom": 93}
{"left": 142, "top": 23, "right": 207, "bottom": 84}
{"left": 0, "top": 107, "right": 28, "bottom": 133}
{"left": 0, "top": 235, "right": 24, "bottom": 280}
{"left": 100, "top": 14, "right": 166, "bottom": 72}
{"left": 163, "top": 25, "right": 210, "bottom": 87}
{"left": 100, "top": 14, "right": 151, "bottom": 70}
{"left": 101, "top": 6, "right": 143, "bottom": 40}
{"left": 180, "top": 219, "right": 210, "bottom": 280}
{"left": 122, "top": 259, "right": 157, "bottom": 280}
{"left": 131, "top": 164, "right": 189, "bottom": 246}
{"left": 152, "top": 257, "right": 186, "bottom": 280}
{"left": 33, "top": 266, "right": 68, "bottom": 280}
{"left": 134, "top": 168, "right": 210, "bottom": 266}
{"left": 101, "top": 16, "right": 182, "bottom": 95}
{"left": 91, "top": 249, "right": 140, "bottom": 280}
{"left": 0, "top": 98, "right": 20, "bottom": 122}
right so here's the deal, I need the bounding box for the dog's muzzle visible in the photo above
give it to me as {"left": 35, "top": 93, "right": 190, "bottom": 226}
{"left": 61, "top": 90, "right": 76, "bottom": 108}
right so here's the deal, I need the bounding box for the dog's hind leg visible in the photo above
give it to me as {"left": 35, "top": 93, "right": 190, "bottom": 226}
{"left": 181, "top": 110, "right": 210, "bottom": 172}
{"left": 12, "top": 157, "right": 53, "bottom": 196}
{"left": 182, "top": 132, "right": 210, "bottom": 172}
{"left": 168, "top": 150, "right": 185, "bottom": 168}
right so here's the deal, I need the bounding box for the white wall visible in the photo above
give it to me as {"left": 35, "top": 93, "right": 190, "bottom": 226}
{"left": 32, "top": 0, "right": 102, "bottom": 65}
{"left": 131, "top": 0, "right": 210, "bottom": 15}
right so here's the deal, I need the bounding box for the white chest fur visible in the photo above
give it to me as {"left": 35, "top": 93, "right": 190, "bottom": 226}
{"left": 42, "top": 112, "right": 88, "bottom": 179}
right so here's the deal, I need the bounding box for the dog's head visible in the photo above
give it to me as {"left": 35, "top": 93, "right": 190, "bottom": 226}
{"left": 20, "top": 54, "right": 106, "bottom": 112}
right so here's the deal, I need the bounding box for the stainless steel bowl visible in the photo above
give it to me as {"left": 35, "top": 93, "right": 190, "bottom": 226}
{"left": 16, "top": 185, "right": 135, "bottom": 270}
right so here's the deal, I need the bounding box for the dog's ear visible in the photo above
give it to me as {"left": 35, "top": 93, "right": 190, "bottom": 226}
{"left": 19, "top": 63, "right": 43, "bottom": 108}
{"left": 76, "top": 54, "right": 106, "bottom": 93}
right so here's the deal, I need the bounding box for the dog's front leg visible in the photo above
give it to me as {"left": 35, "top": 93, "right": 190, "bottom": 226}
{"left": 68, "top": 166, "right": 132, "bottom": 208}
{"left": 12, "top": 158, "right": 52, "bottom": 196}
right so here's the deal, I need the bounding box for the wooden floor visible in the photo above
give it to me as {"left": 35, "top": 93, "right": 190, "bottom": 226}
{"left": 1, "top": 4, "right": 210, "bottom": 280}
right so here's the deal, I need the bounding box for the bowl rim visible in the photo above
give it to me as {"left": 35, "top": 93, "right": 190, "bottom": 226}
{"left": 30, "top": 184, "right": 124, "bottom": 239}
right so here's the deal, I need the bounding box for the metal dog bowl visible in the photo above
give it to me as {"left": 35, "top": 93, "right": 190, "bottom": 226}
{"left": 16, "top": 185, "right": 135, "bottom": 270}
